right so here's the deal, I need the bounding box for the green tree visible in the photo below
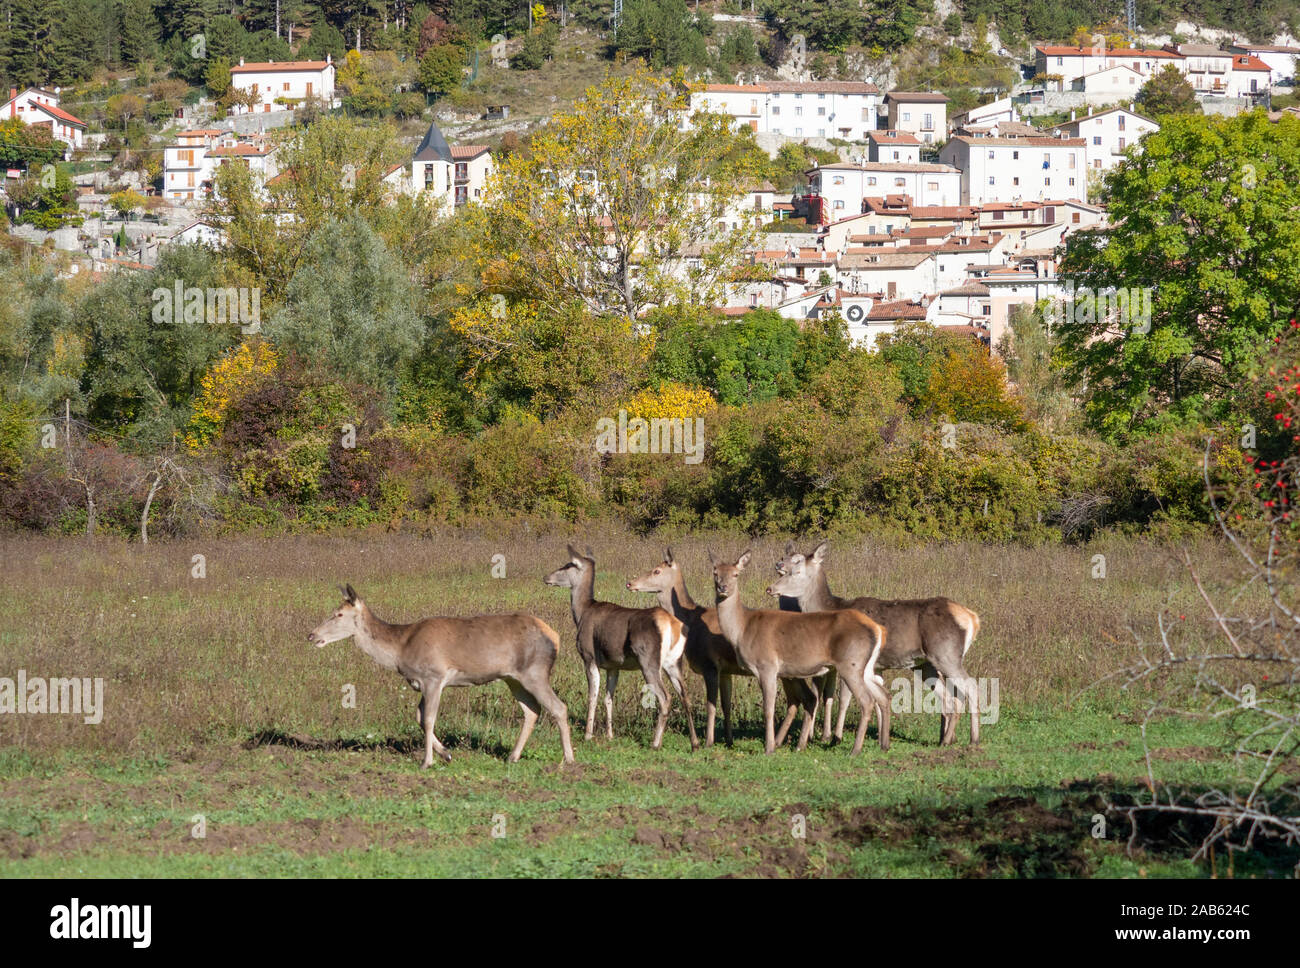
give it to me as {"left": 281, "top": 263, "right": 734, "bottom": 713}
{"left": 614, "top": 0, "right": 707, "bottom": 68}
{"left": 266, "top": 212, "right": 424, "bottom": 404}
{"left": 1136, "top": 64, "right": 1202, "bottom": 116}
{"left": 417, "top": 43, "right": 463, "bottom": 95}
{"left": 1057, "top": 113, "right": 1300, "bottom": 439}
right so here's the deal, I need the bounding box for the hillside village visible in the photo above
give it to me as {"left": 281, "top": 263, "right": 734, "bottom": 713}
{"left": 3, "top": 23, "right": 1298, "bottom": 355}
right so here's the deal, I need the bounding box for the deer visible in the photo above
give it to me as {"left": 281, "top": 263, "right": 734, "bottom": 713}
{"left": 307, "top": 585, "right": 575, "bottom": 768}
{"left": 709, "top": 550, "right": 891, "bottom": 756}
{"left": 545, "top": 545, "right": 699, "bottom": 751}
{"left": 770, "top": 540, "right": 982, "bottom": 746}
{"left": 627, "top": 548, "right": 821, "bottom": 749}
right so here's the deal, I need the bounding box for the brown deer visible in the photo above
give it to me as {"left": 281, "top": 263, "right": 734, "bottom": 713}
{"left": 545, "top": 545, "right": 699, "bottom": 751}
{"left": 709, "top": 550, "right": 891, "bottom": 755}
{"left": 627, "top": 548, "right": 821, "bottom": 748}
{"left": 771, "top": 540, "right": 981, "bottom": 746}
{"left": 307, "top": 585, "right": 575, "bottom": 768}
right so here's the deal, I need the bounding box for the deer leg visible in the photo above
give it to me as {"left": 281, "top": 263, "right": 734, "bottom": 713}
{"left": 935, "top": 658, "right": 979, "bottom": 746}
{"left": 527, "top": 673, "right": 575, "bottom": 764}
{"left": 759, "top": 670, "right": 779, "bottom": 755}
{"left": 505, "top": 679, "right": 540, "bottom": 763}
{"left": 666, "top": 660, "right": 699, "bottom": 751}
{"left": 774, "top": 679, "right": 801, "bottom": 747}
{"left": 719, "top": 673, "right": 734, "bottom": 748}
{"left": 416, "top": 694, "right": 425, "bottom": 730}
{"left": 603, "top": 668, "right": 620, "bottom": 740}
{"left": 819, "top": 670, "right": 837, "bottom": 743}
{"left": 835, "top": 677, "right": 851, "bottom": 743}
{"left": 838, "top": 662, "right": 876, "bottom": 756}
{"left": 584, "top": 662, "right": 601, "bottom": 741}
{"left": 636, "top": 660, "right": 671, "bottom": 751}
{"left": 702, "top": 666, "right": 720, "bottom": 747}
{"left": 795, "top": 678, "right": 819, "bottom": 751}
{"left": 419, "top": 677, "right": 452, "bottom": 767}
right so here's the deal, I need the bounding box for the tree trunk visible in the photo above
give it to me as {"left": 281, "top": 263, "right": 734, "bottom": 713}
{"left": 140, "top": 471, "right": 162, "bottom": 545}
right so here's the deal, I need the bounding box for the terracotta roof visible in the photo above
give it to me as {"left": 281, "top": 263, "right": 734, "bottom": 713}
{"left": 701, "top": 81, "right": 880, "bottom": 94}
{"left": 868, "top": 299, "right": 928, "bottom": 320}
{"left": 941, "top": 282, "right": 991, "bottom": 296}
{"left": 178, "top": 128, "right": 225, "bottom": 136}
{"left": 31, "top": 102, "right": 86, "bottom": 127}
{"left": 208, "top": 143, "right": 273, "bottom": 157}
{"left": 231, "top": 60, "right": 333, "bottom": 73}
{"left": 815, "top": 161, "right": 959, "bottom": 173}
{"left": 950, "top": 134, "right": 1085, "bottom": 147}
{"left": 1233, "top": 54, "right": 1271, "bottom": 71}
{"left": 840, "top": 251, "right": 933, "bottom": 269}
{"left": 450, "top": 145, "right": 490, "bottom": 159}
{"left": 868, "top": 130, "right": 922, "bottom": 145}
{"left": 1050, "top": 106, "right": 1158, "bottom": 128}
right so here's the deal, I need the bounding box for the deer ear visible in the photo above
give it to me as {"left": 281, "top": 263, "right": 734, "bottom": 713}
{"left": 706, "top": 549, "right": 717, "bottom": 568}
{"left": 664, "top": 547, "right": 674, "bottom": 565}
{"left": 737, "top": 550, "right": 752, "bottom": 571}
{"left": 784, "top": 540, "right": 796, "bottom": 555}
{"left": 344, "top": 584, "right": 358, "bottom": 604}
{"left": 812, "top": 541, "right": 829, "bottom": 563}
{"left": 566, "top": 543, "right": 584, "bottom": 562}
{"left": 586, "top": 545, "right": 595, "bottom": 561}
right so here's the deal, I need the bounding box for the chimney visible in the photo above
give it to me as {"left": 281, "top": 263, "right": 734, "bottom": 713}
{"left": 326, "top": 53, "right": 332, "bottom": 64}
{"left": 8, "top": 88, "right": 15, "bottom": 118}
{"left": 1069, "top": 108, "right": 1075, "bottom": 121}
{"left": 239, "top": 58, "right": 245, "bottom": 67}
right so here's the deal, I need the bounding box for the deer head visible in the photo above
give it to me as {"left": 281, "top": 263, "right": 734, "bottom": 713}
{"left": 709, "top": 549, "right": 751, "bottom": 601}
{"left": 767, "top": 541, "right": 829, "bottom": 598}
{"left": 308, "top": 584, "right": 365, "bottom": 647}
{"left": 627, "top": 547, "right": 679, "bottom": 593}
{"left": 543, "top": 543, "right": 595, "bottom": 588}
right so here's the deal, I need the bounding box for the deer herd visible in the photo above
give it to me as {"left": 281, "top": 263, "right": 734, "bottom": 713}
{"left": 307, "top": 542, "right": 982, "bottom": 769}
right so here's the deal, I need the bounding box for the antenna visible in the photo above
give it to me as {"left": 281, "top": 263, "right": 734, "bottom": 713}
{"left": 1126, "top": 0, "right": 1136, "bottom": 35}
{"left": 612, "top": 0, "right": 623, "bottom": 38}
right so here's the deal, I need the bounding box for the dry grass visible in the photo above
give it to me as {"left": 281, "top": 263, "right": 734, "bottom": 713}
{"left": 0, "top": 529, "right": 1245, "bottom": 757}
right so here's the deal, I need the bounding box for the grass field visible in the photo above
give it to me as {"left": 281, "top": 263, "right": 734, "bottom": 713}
{"left": 1, "top": 530, "right": 1295, "bottom": 878}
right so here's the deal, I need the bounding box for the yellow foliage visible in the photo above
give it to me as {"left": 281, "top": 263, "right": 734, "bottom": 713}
{"left": 622, "top": 382, "right": 716, "bottom": 420}
{"left": 185, "top": 339, "right": 279, "bottom": 451}
{"left": 47, "top": 331, "right": 85, "bottom": 380}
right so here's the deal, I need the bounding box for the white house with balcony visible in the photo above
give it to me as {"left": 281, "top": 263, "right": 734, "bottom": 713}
{"left": 408, "top": 121, "right": 493, "bottom": 214}
{"left": 228, "top": 57, "right": 336, "bottom": 114}
{"left": 940, "top": 134, "right": 1088, "bottom": 205}
{"left": 883, "top": 92, "right": 949, "bottom": 143}
{"left": 690, "top": 81, "right": 882, "bottom": 141}
{"left": 163, "top": 129, "right": 227, "bottom": 200}
{"left": 1050, "top": 107, "right": 1159, "bottom": 173}
{"left": 1034, "top": 46, "right": 1184, "bottom": 84}
{"left": 809, "top": 162, "right": 961, "bottom": 220}
{"left": 2, "top": 87, "right": 87, "bottom": 152}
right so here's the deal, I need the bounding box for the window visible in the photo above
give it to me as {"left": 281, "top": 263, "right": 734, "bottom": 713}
{"left": 903, "top": 111, "right": 911, "bottom": 121}
{"left": 795, "top": 127, "right": 802, "bottom": 136}
{"left": 988, "top": 177, "right": 995, "bottom": 185}
{"left": 818, "top": 107, "right": 826, "bottom": 116}
{"left": 818, "top": 93, "right": 826, "bottom": 99}
{"left": 1068, "top": 177, "right": 1075, "bottom": 186}
{"left": 988, "top": 150, "right": 995, "bottom": 159}
{"left": 1013, "top": 150, "right": 1019, "bottom": 159}
{"left": 1013, "top": 176, "right": 1020, "bottom": 186}
{"left": 867, "top": 176, "right": 877, "bottom": 185}
{"left": 1093, "top": 135, "right": 1102, "bottom": 145}
{"left": 1072, "top": 212, "right": 1081, "bottom": 223}
{"left": 1056, "top": 57, "right": 1063, "bottom": 66}
{"left": 922, "top": 113, "right": 933, "bottom": 130}
{"left": 834, "top": 200, "right": 845, "bottom": 210}
{"left": 1068, "top": 154, "right": 1076, "bottom": 169}
{"left": 832, "top": 175, "right": 844, "bottom": 185}
{"left": 773, "top": 106, "right": 780, "bottom": 115}
{"left": 1117, "top": 137, "right": 1125, "bottom": 150}
{"left": 993, "top": 210, "right": 1004, "bottom": 220}
{"left": 1045, "top": 177, "right": 1051, "bottom": 185}
{"left": 818, "top": 128, "right": 826, "bottom": 137}
{"left": 1093, "top": 158, "right": 1101, "bottom": 169}
{"left": 283, "top": 82, "right": 290, "bottom": 91}
{"left": 868, "top": 225, "right": 877, "bottom": 235}
{"left": 750, "top": 100, "right": 758, "bottom": 114}
{"left": 1117, "top": 115, "right": 1126, "bottom": 130}
{"left": 795, "top": 106, "right": 803, "bottom": 116}
{"left": 894, "top": 178, "right": 906, "bottom": 187}
{"left": 861, "top": 107, "right": 870, "bottom": 120}
{"left": 927, "top": 181, "right": 938, "bottom": 191}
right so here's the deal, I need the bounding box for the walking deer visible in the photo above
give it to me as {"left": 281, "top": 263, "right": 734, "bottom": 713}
{"left": 628, "top": 548, "right": 820, "bottom": 748}
{"left": 709, "top": 550, "right": 891, "bottom": 755}
{"left": 771, "top": 541, "right": 982, "bottom": 746}
{"left": 307, "top": 585, "right": 575, "bottom": 767}
{"left": 545, "top": 545, "right": 699, "bottom": 751}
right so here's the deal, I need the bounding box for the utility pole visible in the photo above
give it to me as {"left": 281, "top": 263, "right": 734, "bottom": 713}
{"left": 612, "top": 0, "right": 622, "bottom": 38}
{"left": 1126, "top": 0, "right": 1136, "bottom": 36}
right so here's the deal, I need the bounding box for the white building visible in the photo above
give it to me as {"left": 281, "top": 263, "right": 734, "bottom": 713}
{"left": 408, "top": 121, "right": 493, "bottom": 213}
{"left": 691, "top": 81, "right": 882, "bottom": 141}
{"left": 867, "top": 130, "right": 922, "bottom": 164}
{"left": 1070, "top": 65, "right": 1146, "bottom": 97}
{"left": 1034, "top": 46, "right": 1185, "bottom": 84}
{"left": 163, "top": 129, "right": 227, "bottom": 201}
{"left": 940, "top": 134, "right": 1088, "bottom": 205}
{"left": 1050, "top": 107, "right": 1159, "bottom": 172}
{"left": 207, "top": 141, "right": 279, "bottom": 194}
{"left": 1228, "top": 42, "right": 1300, "bottom": 81}
{"left": 950, "top": 97, "right": 1016, "bottom": 130}
{"left": 228, "top": 58, "right": 336, "bottom": 114}
{"left": 809, "top": 161, "right": 961, "bottom": 220}
{"left": 2, "top": 87, "right": 87, "bottom": 151}
{"left": 883, "top": 92, "right": 949, "bottom": 143}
